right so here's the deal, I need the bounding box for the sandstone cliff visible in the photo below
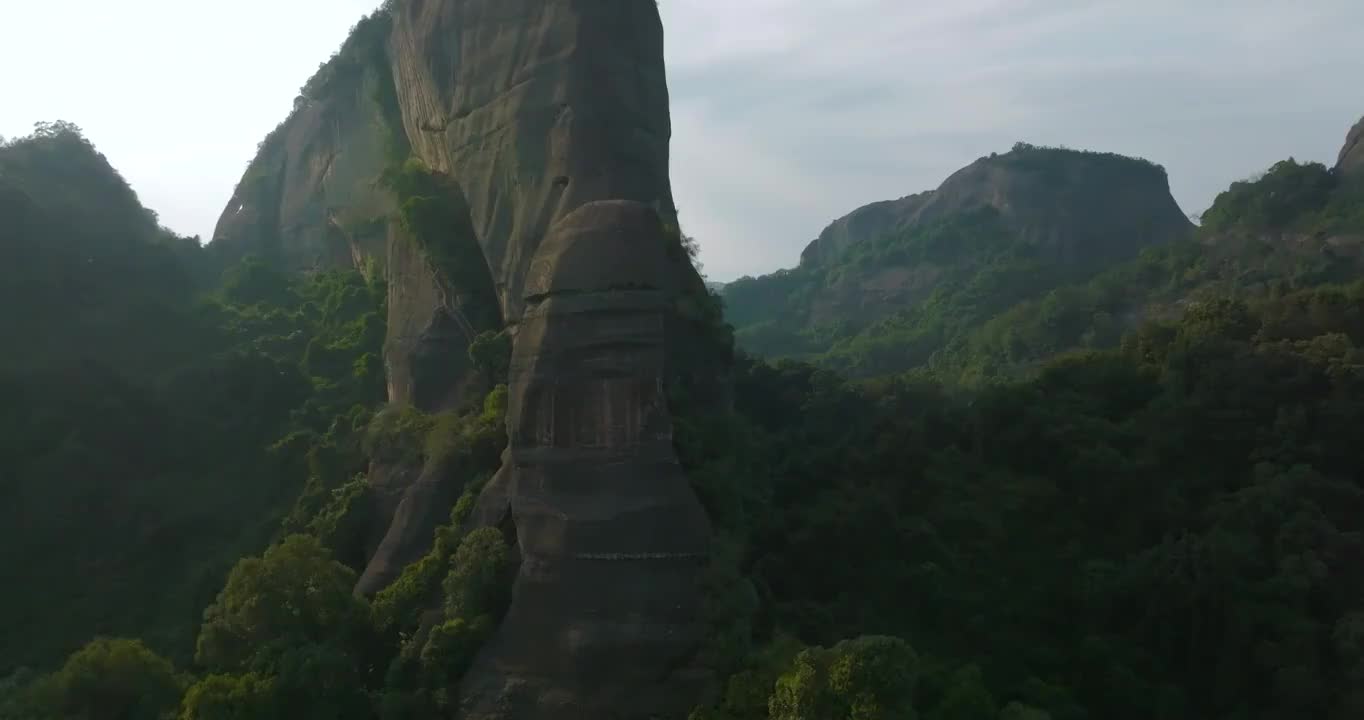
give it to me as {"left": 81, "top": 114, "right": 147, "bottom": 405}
{"left": 458, "top": 201, "right": 711, "bottom": 718}
{"left": 799, "top": 143, "right": 1193, "bottom": 271}
{"left": 211, "top": 2, "right": 716, "bottom": 717}
{"left": 1337, "top": 114, "right": 1364, "bottom": 178}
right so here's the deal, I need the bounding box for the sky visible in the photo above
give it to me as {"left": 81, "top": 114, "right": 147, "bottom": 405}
{"left": 3, "top": 1, "right": 1363, "bottom": 281}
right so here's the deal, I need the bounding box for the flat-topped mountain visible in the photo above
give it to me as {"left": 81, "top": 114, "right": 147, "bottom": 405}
{"left": 800, "top": 143, "right": 1191, "bottom": 270}
{"left": 724, "top": 143, "right": 1193, "bottom": 377}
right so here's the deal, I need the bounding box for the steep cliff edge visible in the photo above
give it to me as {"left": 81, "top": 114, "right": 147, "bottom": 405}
{"left": 210, "top": 2, "right": 715, "bottom": 717}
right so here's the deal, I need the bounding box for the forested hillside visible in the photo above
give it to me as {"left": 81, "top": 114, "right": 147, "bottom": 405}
{"left": 4, "top": 112, "right": 1364, "bottom": 719}
{"left": 674, "top": 144, "right": 1364, "bottom": 720}
{"left": 0, "top": 123, "right": 389, "bottom": 673}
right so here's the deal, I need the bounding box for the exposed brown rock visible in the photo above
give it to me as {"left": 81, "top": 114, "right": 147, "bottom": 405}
{"left": 387, "top": 0, "right": 677, "bottom": 321}
{"left": 211, "top": 72, "right": 396, "bottom": 273}
{"left": 1337, "top": 115, "right": 1364, "bottom": 178}
{"left": 210, "top": 0, "right": 680, "bottom": 409}
{"left": 456, "top": 201, "right": 711, "bottom": 720}
{"left": 800, "top": 191, "right": 932, "bottom": 267}
{"left": 801, "top": 147, "right": 1192, "bottom": 271}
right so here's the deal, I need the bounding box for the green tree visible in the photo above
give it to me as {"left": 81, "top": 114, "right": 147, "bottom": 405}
{"left": 467, "top": 330, "right": 512, "bottom": 386}
{"left": 25, "top": 638, "right": 183, "bottom": 720}
{"left": 178, "top": 674, "right": 278, "bottom": 720}
{"left": 442, "top": 527, "right": 512, "bottom": 621}
{"left": 928, "top": 665, "right": 997, "bottom": 720}
{"left": 770, "top": 636, "right": 919, "bottom": 720}
{"left": 195, "top": 535, "right": 372, "bottom": 672}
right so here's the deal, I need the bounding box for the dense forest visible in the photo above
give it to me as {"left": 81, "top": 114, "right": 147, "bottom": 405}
{"left": 4, "top": 114, "right": 1364, "bottom": 719}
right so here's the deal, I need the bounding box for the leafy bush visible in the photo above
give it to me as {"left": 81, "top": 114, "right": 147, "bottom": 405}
{"left": 20, "top": 638, "right": 184, "bottom": 720}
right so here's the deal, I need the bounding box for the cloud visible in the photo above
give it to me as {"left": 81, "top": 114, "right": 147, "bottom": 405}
{"left": 661, "top": 0, "right": 1364, "bottom": 280}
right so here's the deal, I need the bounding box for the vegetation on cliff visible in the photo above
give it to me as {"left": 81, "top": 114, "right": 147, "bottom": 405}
{"left": 0, "top": 121, "right": 519, "bottom": 719}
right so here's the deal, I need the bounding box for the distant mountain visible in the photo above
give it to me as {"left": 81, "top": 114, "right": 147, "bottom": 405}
{"left": 722, "top": 143, "right": 1194, "bottom": 378}
{"left": 722, "top": 120, "right": 1364, "bottom": 383}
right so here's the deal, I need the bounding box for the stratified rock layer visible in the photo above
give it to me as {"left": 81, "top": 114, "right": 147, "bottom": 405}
{"left": 459, "top": 202, "right": 711, "bottom": 719}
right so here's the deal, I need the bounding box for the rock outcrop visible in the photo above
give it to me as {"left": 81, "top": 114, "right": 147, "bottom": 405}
{"left": 799, "top": 192, "right": 931, "bottom": 267}
{"left": 458, "top": 201, "right": 711, "bottom": 719}
{"left": 212, "top": 0, "right": 683, "bottom": 410}
{"left": 212, "top": 2, "right": 716, "bottom": 716}
{"left": 1338, "top": 115, "right": 1364, "bottom": 178}
{"left": 798, "top": 144, "right": 1193, "bottom": 270}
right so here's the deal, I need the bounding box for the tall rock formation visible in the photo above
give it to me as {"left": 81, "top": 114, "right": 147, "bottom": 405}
{"left": 459, "top": 201, "right": 711, "bottom": 718}
{"left": 211, "top": 2, "right": 717, "bottom": 717}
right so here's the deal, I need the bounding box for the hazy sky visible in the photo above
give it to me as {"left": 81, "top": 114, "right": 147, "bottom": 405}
{"left": 3, "top": 1, "right": 1362, "bottom": 281}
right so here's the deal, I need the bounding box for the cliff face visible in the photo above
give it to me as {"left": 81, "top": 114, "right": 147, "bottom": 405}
{"left": 798, "top": 145, "right": 1193, "bottom": 272}
{"left": 212, "top": 0, "right": 681, "bottom": 409}
{"left": 211, "top": 2, "right": 713, "bottom": 717}
{"left": 1338, "top": 115, "right": 1364, "bottom": 178}
{"left": 459, "top": 201, "right": 711, "bottom": 718}
{"left": 799, "top": 192, "right": 932, "bottom": 267}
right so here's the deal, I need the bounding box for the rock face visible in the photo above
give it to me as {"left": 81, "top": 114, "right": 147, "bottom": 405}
{"left": 1338, "top": 115, "right": 1364, "bottom": 178}
{"left": 799, "top": 192, "right": 932, "bottom": 267}
{"left": 211, "top": 0, "right": 680, "bottom": 409}
{"left": 212, "top": 2, "right": 715, "bottom": 716}
{"left": 459, "top": 201, "right": 711, "bottom": 719}
{"left": 798, "top": 145, "right": 1193, "bottom": 270}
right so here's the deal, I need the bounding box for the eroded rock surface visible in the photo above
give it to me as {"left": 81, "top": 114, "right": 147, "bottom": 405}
{"left": 1338, "top": 115, "right": 1364, "bottom": 178}
{"left": 458, "top": 201, "right": 711, "bottom": 720}
{"left": 799, "top": 146, "right": 1193, "bottom": 271}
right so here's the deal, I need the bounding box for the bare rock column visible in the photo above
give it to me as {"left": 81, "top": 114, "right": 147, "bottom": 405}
{"left": 458, "top": 200, "right": 711, "bottom": 719}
